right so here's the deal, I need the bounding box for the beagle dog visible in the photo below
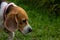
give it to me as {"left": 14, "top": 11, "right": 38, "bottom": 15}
{"left": 0, "top": 0, "right": 32, "bottom": 40}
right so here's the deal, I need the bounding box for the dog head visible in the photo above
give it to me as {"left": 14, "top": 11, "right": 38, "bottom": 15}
{"left": 4, "top": 3, "right": 32, "bottom": 34}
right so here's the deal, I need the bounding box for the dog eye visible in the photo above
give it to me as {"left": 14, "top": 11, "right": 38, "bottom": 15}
{"left": 22, "top": 20, "right": 26, "bottom": 22}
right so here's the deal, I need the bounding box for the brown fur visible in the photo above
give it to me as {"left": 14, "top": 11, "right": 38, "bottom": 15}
{"left": 4, "top": 5, "right": 28, "bottom": 32}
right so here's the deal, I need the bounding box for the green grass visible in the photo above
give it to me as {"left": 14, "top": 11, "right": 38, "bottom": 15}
{"left": 0, "top": 3, "right": 60, "bottom": 40}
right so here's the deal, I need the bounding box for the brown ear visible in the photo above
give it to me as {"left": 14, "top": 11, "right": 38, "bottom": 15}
{"left": 4, "top": 14, "right": 17, "bottom": 32}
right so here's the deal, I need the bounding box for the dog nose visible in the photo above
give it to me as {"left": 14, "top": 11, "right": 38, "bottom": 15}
{"left": 28, "top": 28, "right": 32, "bottom": 32}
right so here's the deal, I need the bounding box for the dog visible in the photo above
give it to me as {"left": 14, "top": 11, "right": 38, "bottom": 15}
{"left": 0, "top": 0, "right": 32, "bottom": 40}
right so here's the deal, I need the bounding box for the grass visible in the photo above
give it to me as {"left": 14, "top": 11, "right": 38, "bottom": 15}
{"left": 0, "top": 2, "right": 60, "bottom": 40}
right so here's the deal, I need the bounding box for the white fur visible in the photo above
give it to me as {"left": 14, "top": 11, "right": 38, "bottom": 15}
{"left": 7, "top": 32, "right": 15, "bottom": 40}
{"left": 0, "top": 2, "right": 8, "bottom": 17}
{"left": 22, "top": 24, "right": 32, "bottom": 34}
{"left": 7, "top": 3, "right": 17, "bottom": 7}
{"left": 0, "top": 2, "right": 8, "bottom": 29}
{"left": 12, "top": 32, "right": 15, "bottom": 37}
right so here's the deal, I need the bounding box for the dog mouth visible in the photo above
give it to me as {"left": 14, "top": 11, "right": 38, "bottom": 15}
{"left": 22, "top": 27, "right": 32, "bottom": 34}
{"left": 18, "top": 28, "right": 32, "bottom": 35}
{"left": 18, "top": 24, "right": 32, "bottom": 34}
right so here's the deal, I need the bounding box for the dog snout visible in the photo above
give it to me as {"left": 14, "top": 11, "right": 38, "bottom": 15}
{"left": 21, "top": 24, "right": 32, "bottom": 34}
{"left": 28, "top": 27, "right": 32, "bottom": 32}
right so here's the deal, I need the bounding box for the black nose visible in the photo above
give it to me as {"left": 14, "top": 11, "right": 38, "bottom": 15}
{"left": 28, "top": 28, "right": 32, "bottom": 32}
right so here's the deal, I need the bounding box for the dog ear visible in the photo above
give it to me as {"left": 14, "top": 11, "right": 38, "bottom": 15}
{"left": 4, "top": 14, "right": 17, "bottom": 32}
